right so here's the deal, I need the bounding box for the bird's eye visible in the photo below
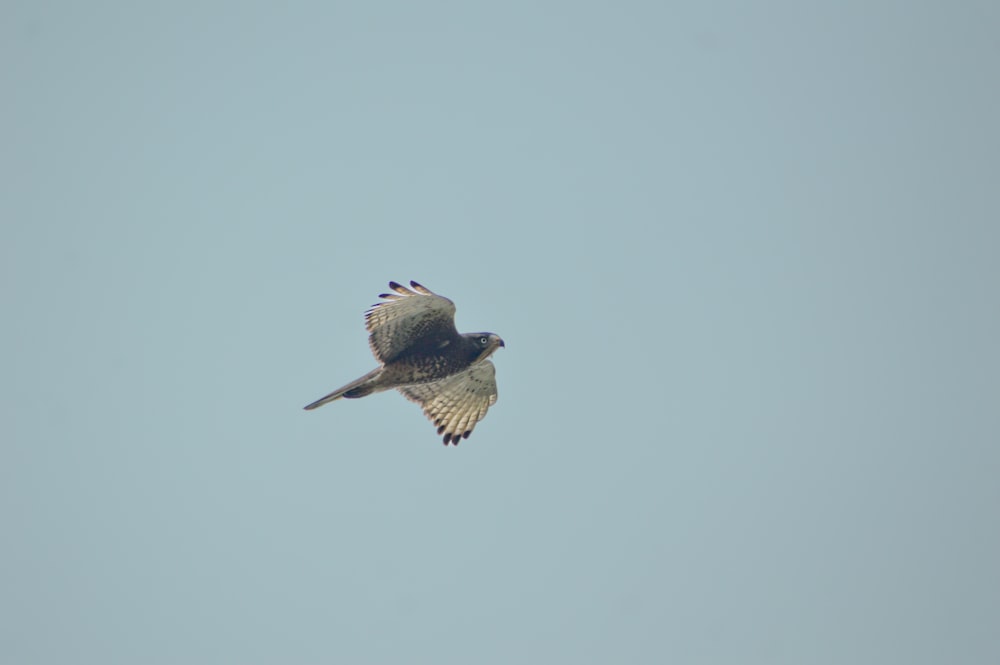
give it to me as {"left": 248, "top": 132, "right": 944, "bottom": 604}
{"left": 479, "top": 337, "right": 488, "bottom": 345}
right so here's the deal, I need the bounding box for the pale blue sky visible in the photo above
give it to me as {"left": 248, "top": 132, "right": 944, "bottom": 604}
{"left": 3, "top": 1, "right": 999, "bottom": 664}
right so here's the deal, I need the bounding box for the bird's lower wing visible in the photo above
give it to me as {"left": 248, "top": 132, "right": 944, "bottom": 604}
{"left": 397, "top": 362, "right": 498, "bottom": 445}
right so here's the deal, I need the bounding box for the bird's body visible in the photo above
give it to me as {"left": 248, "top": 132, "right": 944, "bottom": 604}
{"left": 304, "top": 281, "right": 504, "bottom": 445}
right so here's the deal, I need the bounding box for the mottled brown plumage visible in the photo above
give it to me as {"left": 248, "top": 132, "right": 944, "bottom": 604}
{"left": 304, "top": 281, "right": 504, "bottom": 445}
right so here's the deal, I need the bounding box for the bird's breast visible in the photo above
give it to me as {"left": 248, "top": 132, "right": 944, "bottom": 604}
{"left": 382, "top": 351, "right": 469, "bottom": 386}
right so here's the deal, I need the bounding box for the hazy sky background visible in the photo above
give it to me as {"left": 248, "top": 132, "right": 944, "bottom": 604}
{"left": 3, "top": 1, "right": 998, "bottom": 663}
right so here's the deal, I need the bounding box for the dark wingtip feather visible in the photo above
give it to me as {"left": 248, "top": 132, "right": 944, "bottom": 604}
{"left": 410, "top": 281, "right": 436, "bottom": 296}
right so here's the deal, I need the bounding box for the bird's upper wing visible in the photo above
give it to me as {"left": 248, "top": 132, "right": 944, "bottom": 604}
{"left": 397, "top": 361, "right": 498, "bottom": 445}
{"left": 365, "top": 281, "right": 458, "bottom": 364}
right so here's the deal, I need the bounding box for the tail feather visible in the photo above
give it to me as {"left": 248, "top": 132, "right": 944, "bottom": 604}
{"left": 303, "top": 368, "right": 383, "bottom": 410}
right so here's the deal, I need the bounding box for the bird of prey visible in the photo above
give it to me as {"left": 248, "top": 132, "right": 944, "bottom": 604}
{"left": 304, "top": 280, "right": 505, "bottom": 445}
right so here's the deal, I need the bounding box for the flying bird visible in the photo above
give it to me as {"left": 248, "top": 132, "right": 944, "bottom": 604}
{"left": 304, "top": 280, "right": 505, "bottom": 445}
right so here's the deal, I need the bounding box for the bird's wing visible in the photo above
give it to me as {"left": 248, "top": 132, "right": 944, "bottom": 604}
{"left": 397, "top": 361, "right": 498, "bottom": 445}
{"left": 365, "top": 281, "right": 458, "bottom": 364}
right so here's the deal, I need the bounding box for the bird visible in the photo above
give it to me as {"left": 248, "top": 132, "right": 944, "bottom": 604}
{"left": 304, "top": 280, "right": 505, "bottom": 445}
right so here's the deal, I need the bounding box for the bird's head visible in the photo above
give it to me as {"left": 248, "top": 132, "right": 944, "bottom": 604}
{"left": 465, "top": 332, "right": 505, "bottom": 361}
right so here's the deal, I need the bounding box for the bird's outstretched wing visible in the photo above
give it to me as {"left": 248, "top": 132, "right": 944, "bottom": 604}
{"left": 397, "top": 361, "right": 498, "bottom": 445}
{"left": 365, "top": 281, "right": 458, "bottom": 364}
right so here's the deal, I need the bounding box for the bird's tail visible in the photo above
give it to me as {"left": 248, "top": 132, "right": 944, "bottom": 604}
{"left": 303, "top": 368, "right": 384, "bottom": 410}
